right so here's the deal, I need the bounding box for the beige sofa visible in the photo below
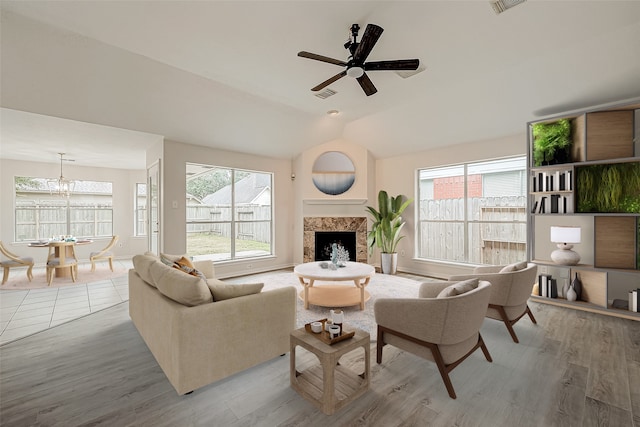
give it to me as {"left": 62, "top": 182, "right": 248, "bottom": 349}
{"left": 129, "top": 254, "right": 296, "bottom": 395}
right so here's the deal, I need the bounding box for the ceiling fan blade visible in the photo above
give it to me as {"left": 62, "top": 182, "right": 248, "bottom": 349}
{"left": 353, "top": 24, "right": 384, "bottom": 64}
{"left": 365, "top": 59, "right": 420, "bottom": 71}
{"left": 356, "top": 73, "right": 377, "bottom": 96}
{"left": 311, "top": 70, "right": 347, "bottom": 92}
{"left": 298, "top": 51, "right": 347, "bottom": 67}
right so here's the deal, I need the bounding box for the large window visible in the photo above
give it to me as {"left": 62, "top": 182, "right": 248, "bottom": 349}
{"left": 186, "top": 164, "right": 273, "bottom": 261}
{"left": 14, "top": 177, "right": 113, "bottom": 242}
{"left": 417, "top": 157, "right": 527, "bottom": 265}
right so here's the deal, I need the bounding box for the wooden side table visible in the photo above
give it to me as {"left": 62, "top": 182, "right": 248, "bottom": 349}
{"left": 290, "top": 327, "right": 370, "bottom": 415}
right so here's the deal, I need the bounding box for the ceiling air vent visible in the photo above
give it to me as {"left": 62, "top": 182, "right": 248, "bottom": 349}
{"left": 491, "top": 0, "right": 526, "bottom": 14}
{"left": 314, "top": 88, "right": 337, "bottom": 99}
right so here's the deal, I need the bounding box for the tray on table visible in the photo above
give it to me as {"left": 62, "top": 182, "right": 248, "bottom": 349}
{"left": 304, "top": 318, "right": 355, "bottom": 345}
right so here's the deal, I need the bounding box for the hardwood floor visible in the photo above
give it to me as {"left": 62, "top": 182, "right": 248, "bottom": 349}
{"left": 1, "top": 282, "right": 638, "bottom": 426}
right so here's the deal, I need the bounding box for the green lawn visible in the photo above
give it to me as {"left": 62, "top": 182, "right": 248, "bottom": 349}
{"left": 186, "top": 232, "right": 270, "bottom": 256}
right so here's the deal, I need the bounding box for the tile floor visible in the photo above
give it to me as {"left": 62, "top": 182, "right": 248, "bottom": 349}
{"left": 0, "top": 259, "right": 132, "bottom": 345}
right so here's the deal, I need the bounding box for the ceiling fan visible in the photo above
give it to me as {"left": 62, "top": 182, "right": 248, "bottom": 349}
{"left": 298, "top": 23, "right": 420, "bottom": 96}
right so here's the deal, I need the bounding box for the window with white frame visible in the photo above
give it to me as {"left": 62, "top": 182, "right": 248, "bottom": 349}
{"left": 14, "top": 177, "right": 113, "bottom": 241}
{"left": 185, "top": 164, "right": 273, "bottom": 261}
{"left": 135, "top": 183, "right": 147, "bottom": 236}
{"left": 417, "top": 156, "right": 527, "bottom": 265}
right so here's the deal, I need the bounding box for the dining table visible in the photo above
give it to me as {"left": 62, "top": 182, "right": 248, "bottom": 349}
{"left": 28, "top": 239, "right": 93, "bottom": 278}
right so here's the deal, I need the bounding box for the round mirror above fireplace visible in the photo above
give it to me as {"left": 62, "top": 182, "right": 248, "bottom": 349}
{"left": 312, "top": 151, "right": 355, "bottom": 195}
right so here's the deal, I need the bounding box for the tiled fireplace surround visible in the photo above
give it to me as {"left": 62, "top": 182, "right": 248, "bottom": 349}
{"left": 303, "top": 217, "right": 368, "bottom": 264}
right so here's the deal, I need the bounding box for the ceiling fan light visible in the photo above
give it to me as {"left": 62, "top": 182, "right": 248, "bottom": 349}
{"left": 346, "top": 66, "right": 364, "bottom": 78}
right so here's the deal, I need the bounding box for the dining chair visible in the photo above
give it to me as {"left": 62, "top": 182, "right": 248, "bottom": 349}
{"left": 46, "top": 241, "right": 78, "bottom": 286}
{"left": 0, "top": 241, "right": 35, "bottom": 285}
{"left": 90, "top": 235, "right": 119, "bottom": 272}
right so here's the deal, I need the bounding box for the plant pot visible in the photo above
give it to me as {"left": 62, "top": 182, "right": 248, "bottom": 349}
{"left": 380, "top": 253, "right": 398, "bottom": 275}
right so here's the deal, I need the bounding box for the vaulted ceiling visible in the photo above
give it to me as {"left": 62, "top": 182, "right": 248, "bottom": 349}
{"left": 1, "top": 1, "right": 640, "bottom": 169}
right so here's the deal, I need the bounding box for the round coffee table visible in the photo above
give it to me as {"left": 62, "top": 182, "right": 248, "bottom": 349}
{"left": 294, "top": 261, "right": 375, "bottom": 310}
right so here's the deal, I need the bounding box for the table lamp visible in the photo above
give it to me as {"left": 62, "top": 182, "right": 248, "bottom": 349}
{"left": 550, "top": 226, "right": 581, "bottom": 265}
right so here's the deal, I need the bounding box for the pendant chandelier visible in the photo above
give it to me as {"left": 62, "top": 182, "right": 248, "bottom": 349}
{"left": 47, "top": 153, "right": 76, "bottom": 198}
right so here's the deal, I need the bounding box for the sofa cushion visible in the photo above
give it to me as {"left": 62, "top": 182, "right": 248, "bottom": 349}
{"left": 207, "top": 281, "right": 264, "bottom": 301}
{"left": 499, "top": 261, "right": 528, "bottom": 273}
{"left": 150, "top": 261, "right": 213, "bottom": 306}
{"left": 437, "top": 278, "right": 479, "bottom": 298}
{"left": 132, "top": 254, "right": 160, "bottom": 288}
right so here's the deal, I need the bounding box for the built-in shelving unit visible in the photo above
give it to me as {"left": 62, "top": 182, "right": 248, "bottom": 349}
{"left": 527, "top": 98, "right": 640, "bottom": 321}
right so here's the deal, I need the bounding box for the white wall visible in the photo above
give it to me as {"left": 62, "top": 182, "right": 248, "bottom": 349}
{"left": 374, "top": 133, "right": 527, "bottom": 278}
{"left": 159, "top": 140, "right": 294, "bottom": 278}
{"left": 0, "top": 159, "right": 147, "bottom": 264}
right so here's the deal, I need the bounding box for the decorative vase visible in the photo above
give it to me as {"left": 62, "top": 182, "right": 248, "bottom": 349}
{"left": 561, "top": 279, "right": 570, "bottom": 299}
{"left": 380, "top": 253, "right": 398, "bottom": 275}
{"left": 566, "top": 284, "right": 577, "bottom": 302}
{"left": 571, "top": 272, "right": 582, "bottom": 301}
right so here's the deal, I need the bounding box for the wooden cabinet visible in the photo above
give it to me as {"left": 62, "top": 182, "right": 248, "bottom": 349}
{"left": 527, "top": 99, "right": 640, "bottom": 321}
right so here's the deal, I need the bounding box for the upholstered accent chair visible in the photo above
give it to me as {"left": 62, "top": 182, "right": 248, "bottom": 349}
{"left": 374, "top": 279, "right": 493, "bottom": 399}
{"left": 0, "top": 241, "right": 34, "bottom": 285}
{"left": 450, "top": 262, "right": 538, "bottom": 343}
{"left": 90, "top": 235, "right": 118, "bottom": 272}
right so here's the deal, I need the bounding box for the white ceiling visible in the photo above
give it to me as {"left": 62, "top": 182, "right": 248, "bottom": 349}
{"left": 1, "top": 1, "right": 640, "bottom": 169}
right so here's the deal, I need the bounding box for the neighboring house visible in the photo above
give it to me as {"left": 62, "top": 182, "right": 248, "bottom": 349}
{"left": 201, "top": 173, "right": 271, "bottom": 207}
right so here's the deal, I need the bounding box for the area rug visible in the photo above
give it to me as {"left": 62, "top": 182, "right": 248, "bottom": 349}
{"left": 0, "top": 263, "right": 130, "bottom": 290}
{"left": 226, "top": 270, "right": 440, "bottom": 340}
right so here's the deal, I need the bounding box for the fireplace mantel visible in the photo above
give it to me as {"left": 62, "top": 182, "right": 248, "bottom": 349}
{"left": 303, "top": 199, "right": 367, "bottom": 205}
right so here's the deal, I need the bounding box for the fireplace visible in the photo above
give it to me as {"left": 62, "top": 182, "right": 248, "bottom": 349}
{"left": 303, "top": 217, "right": 367, "bottom": 263}
{"left": 314, "top": 231, "right": 357, "bottom": 262}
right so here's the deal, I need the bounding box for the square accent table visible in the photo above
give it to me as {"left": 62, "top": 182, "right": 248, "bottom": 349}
{"left": 290, "top": 327, "right": 370, "bottom": 415}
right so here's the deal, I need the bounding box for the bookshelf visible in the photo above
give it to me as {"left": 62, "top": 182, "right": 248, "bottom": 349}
{"left": 527, "top": 98, "right": 640, "bottom": 320}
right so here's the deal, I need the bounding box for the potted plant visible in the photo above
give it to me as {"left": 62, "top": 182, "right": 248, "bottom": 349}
{"left": 365, "top": 190, "right": 413, "bottom": 274}
{"left": 532, "top": 119, "right": 572, "bottom": 166}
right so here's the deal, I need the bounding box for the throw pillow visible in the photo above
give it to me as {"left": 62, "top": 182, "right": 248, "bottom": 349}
{"left": 207, "top": 281, "right": 264, "bottom": 301}
{"left": 173, "top": 260, "right": 206, "bottom": 281}
{"left": 499, "top": 261, "right": 528, "bottom": 273}
{"left": 150, "top": 261, "right": 213, "bottom": 306}
{"left": 175, "top": 256, "right": 195, "bottom": 269}
{"left": 437, "top": 278, "right": 479, "bottom": 298}
{"left": 160, "top": 252, "right": 185, "bottom": 266}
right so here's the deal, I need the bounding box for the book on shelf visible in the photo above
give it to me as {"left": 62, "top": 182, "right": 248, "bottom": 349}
{"left": 534, "top": 170, "right": 572, "bottom": 193}
{"left": 538, "top": 197, "right": 546, "bottom": 214}
{"left": 550, "top": 194, "right": 560, "bottom": 214}
{"left": 538, "top": 274, "right": 554, "bottom": 298}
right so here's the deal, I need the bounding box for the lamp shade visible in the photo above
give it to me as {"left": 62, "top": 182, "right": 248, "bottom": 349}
{"left": 550, "top": 226, "right": 581, "bottom": 244}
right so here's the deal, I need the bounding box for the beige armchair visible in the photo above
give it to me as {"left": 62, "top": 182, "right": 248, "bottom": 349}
{"left": 450, "top": 262, "right": 538, "bottom": 343}
{"left": 0, "top": 241, "right": 34, "bottom": 285}
{"left": 374, "top": 280, "right": 492, "bottom": 399}
{"left": 90, "top": 235, "right": 118, "bottom": 271}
